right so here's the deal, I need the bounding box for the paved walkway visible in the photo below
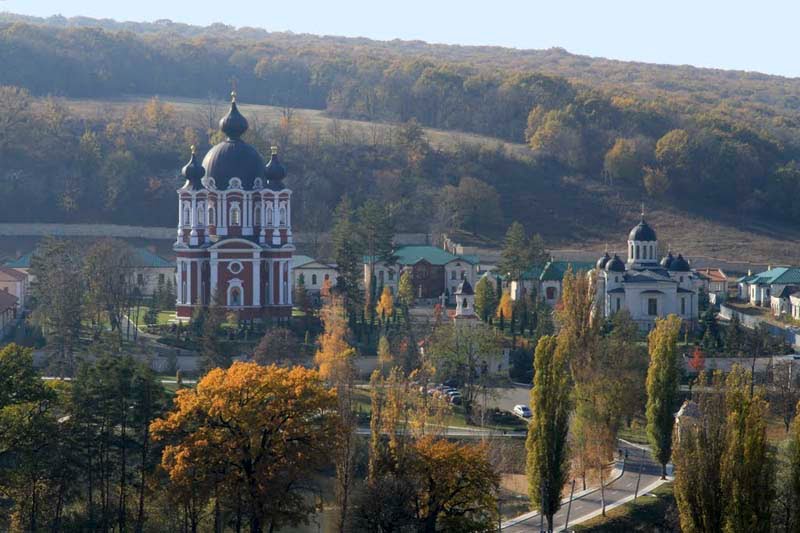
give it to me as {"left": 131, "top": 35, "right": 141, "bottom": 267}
{"left": 502, "top": 439, "right": 669, "bottom": 532}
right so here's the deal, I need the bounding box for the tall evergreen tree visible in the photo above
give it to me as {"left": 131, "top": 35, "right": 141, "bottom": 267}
{"left": 526, "top": 335, "right": 571, "bottom": 532}
{"left": 646, "top": 314, "right": 682, "bottom": 479}
{"left": 331, "top": 197, "right": 363, "bottom": 318}
{"left": 473, "top": 276, "right": 497, "bottom": 322}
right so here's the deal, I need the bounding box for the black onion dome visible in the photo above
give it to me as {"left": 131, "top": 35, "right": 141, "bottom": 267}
{"left": 669, "top": 254, "right": 691, "bottom": 272}
{"left": 456, "top": 279, "right": 474, "bottom": 295}
{"left": 181, "top": 146, "right": 205, "bottom": 188}
{"left": 596, "top": 252, "right": 611, "bottom": 270}
{"left": 628, "top": 219, "right": 657, "bottom": 242}
{"left": 660, "top": 252, "right": 674, "bottom": 268}
{"left": 220, "top": 99, "right": 248, "bottom": 139}
{"left": 264, "top": 146, "right": 287, "bottom": 187}
{"left": 202, "top": 96, "right": 265, "bottom": 189}
{"left": 605, "top": 254, "right": 625, "bottom": 272}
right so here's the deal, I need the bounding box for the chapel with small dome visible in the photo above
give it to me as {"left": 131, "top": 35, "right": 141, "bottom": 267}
{"left": 174, "top": 92, "right": 294, "bottom": 320}
{"left": 594, "top": 210, "right": 700, "bottom": 329}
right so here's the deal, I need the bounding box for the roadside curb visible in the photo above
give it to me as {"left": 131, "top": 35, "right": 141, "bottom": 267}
{"left": 500, "top": 463, "right": 623, "bottom": 529}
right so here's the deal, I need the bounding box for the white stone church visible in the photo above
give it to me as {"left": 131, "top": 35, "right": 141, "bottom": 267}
{"left": 594, "top": 215, "right": 701, "bottom": 330}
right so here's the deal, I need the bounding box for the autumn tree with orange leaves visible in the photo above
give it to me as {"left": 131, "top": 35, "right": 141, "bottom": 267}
{"left": 150, "top": 362, "right": 338, "bottom": 533}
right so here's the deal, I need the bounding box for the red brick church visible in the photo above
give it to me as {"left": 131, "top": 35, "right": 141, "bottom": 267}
{"left": 174, "top": 93, "right": 294, "bottom": 320}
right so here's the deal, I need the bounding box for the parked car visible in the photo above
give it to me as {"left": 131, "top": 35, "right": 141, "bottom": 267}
{"left": 513, "top": 404, "right": 532, "bottom": 418}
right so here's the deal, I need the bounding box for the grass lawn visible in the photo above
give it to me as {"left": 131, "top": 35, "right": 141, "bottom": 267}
{"left": 573, "top": 483, "right": 678, "bottom": 532}
{"left": 135, "top": 306, "right": 176, "bottom": 327}
{"left": 619, "top": 418, "right": 649, "bottom": 445}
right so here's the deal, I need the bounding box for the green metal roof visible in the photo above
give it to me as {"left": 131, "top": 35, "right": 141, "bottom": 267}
{"left": 539, "top": 261, "right": 595, "bottom": 282}
{"left": 4, "top": 253, "right": 31, "bottom": 268}
{"left": 519, "top": 266, "right": 544, "bottom": 281}
{"left": 365, "top": 246, "right": 477, "bottom": 266}
{"left": 291, "top": 255, "right": 321, "bottom": 268}
{"left": 746, "top": 267, "right": 800, "bottom": 286}
{"left": 131, "top": 248, "right": 172, "bottom": 269}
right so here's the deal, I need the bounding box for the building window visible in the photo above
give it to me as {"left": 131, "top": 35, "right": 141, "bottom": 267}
{"left": 450, "top": 271, "right": 456, "bottom": 280}
{"left": 312, "top": 274, "right": 318, "bottom": 286}
{"left": 266, "top": 206, "right": 273, "bottom": 226}
{"left": 635, "top": 245, "right": 640, "bottom": 260}
{"left": 681, "top": 298, "right": 686, "bottom": 315}
{"left": 546, "top": 287, "right": 556, "bottom": 300}
{"left": 229, "top": 287, "right": 242, "bottom": 307}
{"left": 279, "top": 206, "right": 287, "bottom": 226}
{"left": 388, "top": 270, "right": 395, "bottom": 281}
{"left": 462, "top": 297, "right": 468, "bottom": 308}
{"left": 183, "top": 204, "right": 191, "bottom": 227}
{"left": 231, "top": 206, "right": 241, "bottom": 226}
{"left": 648, "top": 298, "right": 658, "bottom": 316}
{"left": 616, "top": 298, "right": 621, "bottom": 312}
{"left": 254, "top": 205, "right": 261, "bottom": 226}
{"left": 197, "top": 205, "right": 204, "bottom": 227}
{"left": 460, "top": 270, "right": 466, "bottom": 280}
{"left": 208, "top": 206, "right": 216, "bottom": 226}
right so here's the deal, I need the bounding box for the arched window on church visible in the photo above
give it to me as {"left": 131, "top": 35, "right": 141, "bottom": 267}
{"left": 197, "top": 204, "right": 204, "bottom": 227}
{"left": 208, "top": 206, "right": 216, "bottom": 226}
{"left": 229, "top": 287, "right": 241, "bottom": 307}
{"left": 635, "top": 245, "right": 640, "bottom": 260}
{"left": 312, "top": 274, "right": 318, "bottom": 286}
{"left": 183, "top": 203, "right": 191, "bottom": 227}
{"left": 254, "top": 205, "right": 261, "bottom": 227}
{"left": 546, "top": 286, "right": 556, "bottom": 300}
{"left": 266, "top": 206, "right": 273, "bottom": 227}
{"left": 462, "top": 297, "right": 468, "bottom": 308}
{"left": 231, "top": 206, "right": 241, "bottom": 226}
{"left": 279, "top": 206, "right": 287, "bottom": 226}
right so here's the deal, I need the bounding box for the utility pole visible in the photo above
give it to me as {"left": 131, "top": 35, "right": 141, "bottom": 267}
{"left": 564, "top": 479, "right": 576, "bottom": 531}
{"left": 600, "top": 464, "right": 606, "bottom": 517}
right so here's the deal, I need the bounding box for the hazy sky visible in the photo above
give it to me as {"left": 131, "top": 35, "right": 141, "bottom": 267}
{"left": 3, "top": 0, "right": 798, "bottom": 77}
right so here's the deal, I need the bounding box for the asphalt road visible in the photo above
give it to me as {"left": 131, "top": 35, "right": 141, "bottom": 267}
{"left": 502, "top": 440, "right": 666, "bottom": 532}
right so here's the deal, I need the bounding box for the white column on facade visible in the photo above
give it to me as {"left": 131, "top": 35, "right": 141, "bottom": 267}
{"left": 278, "top": 260, "right": 285, "bottom": 304}
{"left": 286, "top": 260, "right": 294, "bottom": 305}
{"left": 221, "top": 193, "right": 228, "bottom": 231}
{"left": 186, "top": 259, "right": 192, "bottom": 305}
{"left": 272, "top": 198, "right": 280, "bottom": 245}
{"left": 210, "top": 254, "right": 218, "bottom": 300}
{"left": 285, "top": 194, "right": 293, "bottom": 243}
{"left": 176, "top": 260, "right": 183, "bottom": 304}
{"left": 267, "top": 259, "right": 274, "bottom": 304}
{"left": 253, "top": 253, "right": 261, "bottom": 306}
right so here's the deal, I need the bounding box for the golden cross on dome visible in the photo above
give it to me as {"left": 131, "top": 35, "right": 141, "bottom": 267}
{"left": 640, "top": 202, "right": 645, "bottom": 219}
{"left": 271, "top": 146, "right": 279, "bottom": 155}
{"left": 230, "top": 78, "right": 238, "bottom": 102}
{"left": 190, "top": 144, "right": 196, "bottom": 155}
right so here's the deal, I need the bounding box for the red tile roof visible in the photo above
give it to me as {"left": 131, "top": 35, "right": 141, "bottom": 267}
{"left": 696, "top": 268, "right": 727, "bottom": 283}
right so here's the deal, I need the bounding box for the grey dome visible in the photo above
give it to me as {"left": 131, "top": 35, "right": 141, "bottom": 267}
{"left": 628, "top": 219, "right": 657, "bottom": 242}
{"left": 660, "top": 252, "right": 674, "bottom": 268}
{"left": 181, "top": 147, "right": 205, "bottom": 189}
{"left": 669, "top": 254, "right": 691, "bottom": 272}
{"left": 596, "top": 252, "right": 611, "bottom": 270}
{"left": 264, "top": 147, "right": 287, "bottom": 188}
{"left": 605, "top": 254, "right": 625, "bottom": 272}
{"left": 202, "top": 140, "right": 265, "bottom": 190}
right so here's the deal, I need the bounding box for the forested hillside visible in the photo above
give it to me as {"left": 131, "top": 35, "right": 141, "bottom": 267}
{"left": 2, "top": 12, "right": 800, "bottom": 255}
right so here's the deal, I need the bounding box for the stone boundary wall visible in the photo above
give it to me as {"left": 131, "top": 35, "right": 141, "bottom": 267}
{"left": 719, "top": 303, "right": 800, "bottom": 349}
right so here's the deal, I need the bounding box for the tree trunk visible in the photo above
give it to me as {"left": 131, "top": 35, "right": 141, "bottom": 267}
{"left": 661, "top": 462, "right": 667, "bottom": 480}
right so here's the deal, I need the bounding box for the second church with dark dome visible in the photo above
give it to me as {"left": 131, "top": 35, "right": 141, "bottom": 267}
{"left": 174, "top": 93, "right": 294, "bottom": 320}
{"left": 594, "top": 213, "right": 700, "bottom": 329}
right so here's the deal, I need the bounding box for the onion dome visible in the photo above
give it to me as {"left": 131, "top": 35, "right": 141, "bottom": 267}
{"left": 605, "top": 254, "right": 625, "bottom": 272}
{"left": 596, "top": 252, "right": 611, "bottom": 270}
{"left": 264, "top": 146, "right": 287, "bottom": 187}
{"left": 660, "top": 252, "right": 674, "bottom": 269}
{"left": 202, "top": 93, "right": 265, "bottom": 190}
{"left": 181, "top": 145, "right": 205, "bottom": 188}
{"left": 669, "top": 253, "right": 691, "bottom": 272}
{"left": 456, "top": 279, "right": 474, "bottom": 295}
{"left": 628, "top": 218, "right": 657, "bottom": 242}
{"left": 219, "top": 93, "right": 248, "bottom": 139}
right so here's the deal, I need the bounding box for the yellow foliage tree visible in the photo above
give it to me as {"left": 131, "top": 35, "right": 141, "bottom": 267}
{"left": 376, "top": 285, "right": 394, "bottom": 319}
{"left": 496, "top": 290, "right": 513, "bottom": 321}
{"left": 314, "top": 299, "right": 357, "bottom": 383}
{"left": 150, "top": 362, "right": 338, "bottom": 533}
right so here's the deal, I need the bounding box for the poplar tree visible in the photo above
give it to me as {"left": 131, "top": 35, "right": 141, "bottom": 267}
{"left": 526, "top": 335, "right": 571, "bottom": 532}
{"left": 646, "top": 314, "right": 682, "bottom": 479}
{"left": 721, "top": 365, "right": 774, "bottom": 531}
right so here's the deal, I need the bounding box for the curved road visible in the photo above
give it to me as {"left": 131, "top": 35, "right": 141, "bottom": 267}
{"left": 502, "top": 439, "right": 668, "bottom": 532}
